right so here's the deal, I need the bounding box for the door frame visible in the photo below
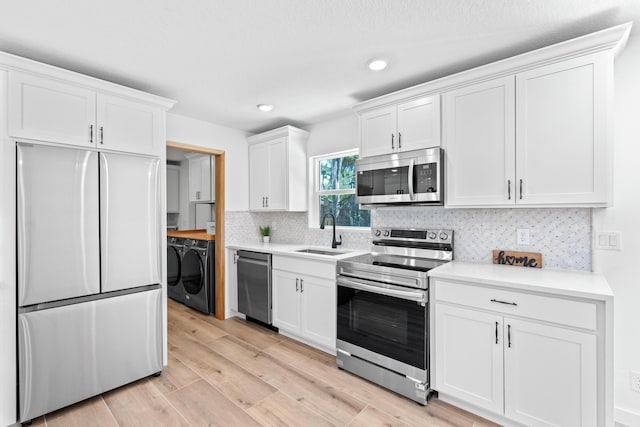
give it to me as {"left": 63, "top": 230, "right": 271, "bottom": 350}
{"left": 166, "top": 140, "right": 225, "bottom": 320}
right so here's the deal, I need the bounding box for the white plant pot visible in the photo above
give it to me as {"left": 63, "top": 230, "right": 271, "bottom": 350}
{"left": 263, "top": 236, "right": 270, "bottom": 243}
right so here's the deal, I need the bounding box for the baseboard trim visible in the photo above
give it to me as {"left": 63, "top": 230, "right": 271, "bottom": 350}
{"left": 616, "top": 406, "right": 640, "bottom": 426}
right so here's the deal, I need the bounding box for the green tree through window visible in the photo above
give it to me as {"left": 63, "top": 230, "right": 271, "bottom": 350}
{"left": 316, "top": 153, "right": 370, "bottom": 227}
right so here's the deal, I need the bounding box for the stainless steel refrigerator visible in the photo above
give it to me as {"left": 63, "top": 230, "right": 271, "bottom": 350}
{"left": 17, "top": 143, "right": 162, "bottom": 422}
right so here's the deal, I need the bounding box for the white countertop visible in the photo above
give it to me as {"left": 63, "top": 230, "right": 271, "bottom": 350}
{"left": 428, "top": 261, "right": 613, "bottom": 301}
{"left": 226, "top": 242, "right": 367, "bottom": 262}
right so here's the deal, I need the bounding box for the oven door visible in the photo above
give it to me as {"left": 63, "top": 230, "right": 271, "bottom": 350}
{"left": 337, "top": 275, "right": 428, "bottom": 380}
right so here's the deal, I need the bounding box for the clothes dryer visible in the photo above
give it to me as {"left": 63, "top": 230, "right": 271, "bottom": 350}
{"left": 181, "top": 239, "right": 215, "bottom": 315}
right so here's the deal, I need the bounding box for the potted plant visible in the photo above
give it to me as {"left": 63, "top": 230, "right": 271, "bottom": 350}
{"left": 259, "top": 225, "right": 271, "bottom": 243}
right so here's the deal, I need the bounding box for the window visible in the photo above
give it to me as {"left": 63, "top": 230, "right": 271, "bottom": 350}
{"left": 311, "top": 150, "right": 370, "bottom": 228}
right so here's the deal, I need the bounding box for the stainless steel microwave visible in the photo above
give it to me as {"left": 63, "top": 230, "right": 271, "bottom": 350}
{"left": 356, "top": 147, "right": 443, "bottom": 206}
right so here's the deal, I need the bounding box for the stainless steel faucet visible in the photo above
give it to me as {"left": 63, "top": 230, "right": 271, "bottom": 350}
{"left": 320, "top": 213, "right": 342, "bottom": 249}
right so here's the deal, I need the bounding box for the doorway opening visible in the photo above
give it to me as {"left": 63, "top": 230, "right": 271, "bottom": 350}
{"left": 166, "top": 140, "right": 225, "bottom": 320}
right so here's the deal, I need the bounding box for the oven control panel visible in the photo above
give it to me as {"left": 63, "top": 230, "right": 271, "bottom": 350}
{"left": 372, "top": 228, "right": 453, "bottom": 245}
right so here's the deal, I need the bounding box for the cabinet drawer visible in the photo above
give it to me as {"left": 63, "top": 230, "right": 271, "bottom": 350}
{"left": 273, "top": 256, "right": 336, "bottom": 279}
{"left": 434, "top": 279, "right": 596, "bottom": 330}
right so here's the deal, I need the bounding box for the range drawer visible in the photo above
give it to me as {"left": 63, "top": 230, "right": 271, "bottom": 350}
{"left": 433, "top": 279, "right": 597, "bottom": 330}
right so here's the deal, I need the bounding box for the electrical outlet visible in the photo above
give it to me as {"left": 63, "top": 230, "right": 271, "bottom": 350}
{"left": 631, "top": 371, "right": 640, "bottom": 393}
{"left": 516, "top": 228, "right": 530, "bottom": 245}
{"left": 271, "top": 221, "right": 277, "bottom": 231}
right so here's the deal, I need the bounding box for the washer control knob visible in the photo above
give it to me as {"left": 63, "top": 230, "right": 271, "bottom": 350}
{"left": 375, "top": 229, "right": 381, "bottom": 237}
{"left": 428, "top": 231, "right": 437, "bottom": 239}
{"left": 439, "top": 232, "right": 449, "bottom": 240}
{"left": 383, "top": 230, "right": 390, "bottom": 237}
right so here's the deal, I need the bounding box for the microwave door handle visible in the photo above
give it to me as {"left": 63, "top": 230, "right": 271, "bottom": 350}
{"left": 338, "top": 277, "right": 426, "bottom": 303}
{"left": 408, "top": 159, "right": 415, "bottom": 200}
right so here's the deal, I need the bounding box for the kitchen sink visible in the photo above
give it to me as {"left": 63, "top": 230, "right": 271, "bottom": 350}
{"left": 295, "top": 248, "right": 347, "bottom": 256}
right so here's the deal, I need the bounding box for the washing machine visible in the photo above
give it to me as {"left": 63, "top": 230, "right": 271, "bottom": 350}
{"left": 167, "top": 237, "right": 186, "bottom": 302}
{"left": 181, "top": 239, "right": 215, "bottom": 315}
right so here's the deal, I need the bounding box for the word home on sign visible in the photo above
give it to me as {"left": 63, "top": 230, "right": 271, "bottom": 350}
{"left": 492, "top": 250, "right": 542, "bottom": 268}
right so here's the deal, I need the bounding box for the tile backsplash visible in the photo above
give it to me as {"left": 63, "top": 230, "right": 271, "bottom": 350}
{"left": 225, "top": 207, "right": 592, "bottom": 271}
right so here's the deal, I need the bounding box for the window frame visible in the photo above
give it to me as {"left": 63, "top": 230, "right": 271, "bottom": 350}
{"left": 308, "top": 149, "right": 370, "bottom": 230}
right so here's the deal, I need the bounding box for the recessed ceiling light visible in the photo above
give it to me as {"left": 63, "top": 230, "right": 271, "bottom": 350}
{"left": 257, "top": 104, "right": 274, "bottom": 112}
{"left": 368, "top": 59, "right": 388, "bottom": 71}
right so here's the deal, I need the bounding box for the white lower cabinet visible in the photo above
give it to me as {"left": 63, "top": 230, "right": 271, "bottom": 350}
{"left": 503, "top": 318, "right": 597, "bottom": 427}
{"left": 431, "top": 273, "right": 606, "bottom": 427}
{"left": 272, "top": 256, "right": 336, "bottom": 352}
{"left": 434, "top": 305, "right": 504, "bottom": 413}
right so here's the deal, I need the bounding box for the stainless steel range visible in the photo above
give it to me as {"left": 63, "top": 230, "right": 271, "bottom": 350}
{"left": 336, "top": 227, "right": 453, "bottom": 405}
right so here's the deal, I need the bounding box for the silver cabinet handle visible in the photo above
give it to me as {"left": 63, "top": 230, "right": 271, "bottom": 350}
{"left": 295, "top": 278, "right": 299, "bottom": 292}
{"left": 495, "top": 321, "right": 499, "bottom": 344}
{"left": 233, "top": 253, "right": 238, "bottom": 264}
{"left": 300, "top": 279, "right": 304, "bottom": 293}
{"left": 262, "top": 197, "right": 265, "bottom": 207}
{"left": 196, "top": 191, "right": 200, "bottom": 200}
{"left": 266, "top": 196, "right": 269, "bottom": 208}
{"left": 99, "top": 126, "right": 104, "bottom": 144}
{"left": 508, "top": 180, "right": 511, "bottom": 200}
{"left": 391, "top": 133, "right": 395, "bottom": 150}
{"left": 508, "top": 324, "right": 512, "bottom": 348}
{"left": 89, "top": 124, "right": 94, "bottom": 143}
{"left": 398, "top": 132, "right": 402, "bottom": 149}
{"left": 490, "top": 298, "right": 517, "bottom": 306}
{"left": 520, "top": 179, "right": 523, "bottom": 200}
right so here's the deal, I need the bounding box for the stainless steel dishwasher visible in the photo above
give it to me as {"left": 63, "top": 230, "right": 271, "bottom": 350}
{"left": 236, "top": 250, "right": 273, "bottom": 325}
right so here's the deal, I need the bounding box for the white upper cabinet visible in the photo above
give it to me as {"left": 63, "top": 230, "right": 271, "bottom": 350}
{"left": 358, "top": 95, "right": 441, "bottom": 158}
{"left": 8, "top": 72, "right": 96, "bottom": 147}
{"left": 443, "top": 76, "right": 516, "bottom": 206}
{"left": 187, "top": 154, "right": 214, "bottom": 203}
{"left": 248, "top": 126, "right": 309, "bottom": 212}
{"left": 444, "top": 51, "right": 612, "bottom": 207}
{"left": 8, "top": 71, "right": 167, "bottom": 156}
{"left": 515, "top": 51, "right": 611, "bottom": 206}
{"left": 96, "top": 94, "right": 160, "bottom": 155}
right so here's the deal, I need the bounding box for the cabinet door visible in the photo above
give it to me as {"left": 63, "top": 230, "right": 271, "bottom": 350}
{"left": 166, "top": 165, "right": 180, "bottom": 213}
{"left": 8, "top": 71, "right": 96, "bottom": 147}
{"left": 434, "top": 304, "right": 504, "bottom": 413}
{"left": 97, "top": 94, "right": 160, "bottom": 156}
{"left": 188, "top": 156, "right": 202, "bottom": 202}
{"left": 443, "top": 76, "right": 516, "bottom": 206}
{"left": 272, "top": 270, "right": 301, "bottom": 333}
{"left": 360, "top": 106, "right": 397, "bottom": 157}
{"left": 300, "top": 275, "right": 335, "bottom": 350}
{"left": 100, "top": 153, "right": 161, "bottom": 292}
{"left": 515, "top": 51, "right": 611, "bottom": 205}
{"left": 266, "top": 138, "right": 287, "bottom": 210}
{"left": 199, "top": 156, "right": 214, "bottom": 202}
{"left": 249, "top": 143, "right": 269, "bottom": 210}
{"left": 504, "top": 318, "right": 597, "bottom": 427}
{"left": 396, "top": 96, "right": 441, "bottom": 151}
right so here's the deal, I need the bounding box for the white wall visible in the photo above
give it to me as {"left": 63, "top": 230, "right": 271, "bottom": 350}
{"left": 306, "top": 113, "right": 359, "bottom": 157}
{"left": 593, "top": 33, "right": 640, "bottom": 425}
{"left": 166, "top": 113, "right": 249, "bottom": 211}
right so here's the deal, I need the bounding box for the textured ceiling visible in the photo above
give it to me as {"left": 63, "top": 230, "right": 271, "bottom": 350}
{"left": 1, "top": 1, "right": 639, "bottom": 133}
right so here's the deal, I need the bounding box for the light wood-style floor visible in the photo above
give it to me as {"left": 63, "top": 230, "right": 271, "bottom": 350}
{"left": 29, "top": 299, "right": 500, "bottom": 426}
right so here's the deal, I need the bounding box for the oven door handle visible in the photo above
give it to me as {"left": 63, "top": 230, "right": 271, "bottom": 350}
{"left": 337, "top": 277, "right": 427, "bottom": 304}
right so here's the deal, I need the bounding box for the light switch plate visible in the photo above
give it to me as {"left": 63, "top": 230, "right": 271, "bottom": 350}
{"left": 595, "top": 231, "right": 621, "bottom": 251}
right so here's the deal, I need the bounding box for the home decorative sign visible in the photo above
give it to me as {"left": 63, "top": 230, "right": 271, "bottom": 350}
{"left": 492, "top": 250, "right": 542, "bottom": 268}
